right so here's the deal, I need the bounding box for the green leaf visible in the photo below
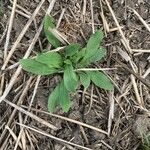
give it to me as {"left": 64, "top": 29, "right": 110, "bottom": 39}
{"left": 88, "top": 47, "right": 106, "bottom": 63}
{"left": 48, "top": 81, "right": 71, "bottom": 112}
{"left": 80, "top": 47, "right": 106, "bottom": 66}
{"left": 48, "top": 84, "right": 59, "bottom": 112}
{"left": 44, "top": 15, "right": 60, "bottom": 48}
{"left": 64, "top": 43, "right": 80, "bottom": 56}
{"left": 89, "top": 71, "right": 113, "bottom": 90}
{"left": 71, "top": 48, "right": 86, "bottom": 64}
{"left": 64, "top": 59, "right": 72, "bottom": 65}
{"left": 20, "top": 59, "right": 58, "bottom": 75}
{"left": 63, "top": 64, "right": 78, "bottom": 92}
{"left": 84, "top": 30, "right": 103, "bottom": 59}
{"left": 36, "top": 52, "right": 63, "bottom": 68}
{"left": 139, "top": 144, "right": 150, "bottom": 150}
{"left": 59, "top": 81, "right": 71, "bottom": 112}
{"left": 79, "top": 72, "right": 91, "bottom": 88}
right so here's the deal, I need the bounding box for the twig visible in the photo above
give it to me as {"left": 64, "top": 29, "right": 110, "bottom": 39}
{"left": 14, "top": 76, "right": 41, "bottom": 150}
{"left": 126, "top": 7, "right": 150, "bottom": 97}
{"left": 5, "top": 125, "right": 23, "bottom": 149}
{"left": 128, "top": 7, "right": 150, "bottom": 32}
{"left": 113, "top": 57, "right": 150, "bottom": 89}
{"left": 25, "top": 130, "right": 35, "bottom": 149}
{"left": 68, "top": 7, "right": 77, "bottom": 21}
{"left": 0, "top": 77, "right": 33, "bottom": 146}
{"left": 82, "top": 0, "right": 87, "bottom": 22}
{"left": 0, "top": 24, "right": 7, "bottom": 45}
{"left": 4, "top": 99, "right": 58, "bottom": 130}
{"left": 4, "top": 0, "right": 17, "bottom": 60}
{"left": 104, "top": 0, "right": 144, "bottom": 107}
{"left": 61, "top": 137, "right": 75, "bottom": 150}
{"left": 90, "top": 0, "right": 95, "bottom": 33}
{"left": 99, "top": 0, "right": 108, "bottom": 34}
{"left": 21, "top": 106, "right": 108, "bottom": 135}
{"left": 101, "top": 140, "right": 114, "bottom": 150}
{"left": 132, "top": 49, "right": 150, "bottom": 53}
{"left": 84, "top": 84, "right": 94, "bottom": 115}
{"left": 8, "top": 6, "right": 31, "bottom": 19}
{"left": 0, "top": 23, "right": 43, "bottom": 103}
{"left": 9, "top": 0, "right": 31, "bottom": 15}
{"left": 56, "top": 8, "right": 65, "bottom": 28}
{"left": 1, "top": 0, "right": 45, "bottom": 70}
{"left": 80, "top": 126, "right": 89, "bottom": 144}
{"left": 108, "top": 91, "right": 114, "bottom": 136}
{"left": 131, "top": 74, "right": 144, "bottom": 106}
{"left": 82, "top": 0, "right": 87, "bottom": 16}
{"left": 46, "top": 0, "right": 56, "bottom": 15}
{"left": 142, "top": 68, "right": 150, "bottom": 78}
{"left": 76, "top": 68, "right": 116, "bottom": 71}
{"left": 18, "top": 113, "right": 26, "bottom": 150}
{"left": 16, "top": 123, "right": 93, "bottom": 150}
{"left": 57, "top": 68, "right": 116, "bottom": 74}
{"left": 104, "top": 0, "right": 132, "bottom": 53}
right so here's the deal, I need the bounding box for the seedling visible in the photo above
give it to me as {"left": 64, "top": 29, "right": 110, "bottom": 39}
{"left": 139, "top": 132, "right": 150, "bottom": 150}
{"left": 140, "top": 137, "right": 150, "bottom": 150}
{"left": 20, "top": 15, "right": 114, "bottom": 112}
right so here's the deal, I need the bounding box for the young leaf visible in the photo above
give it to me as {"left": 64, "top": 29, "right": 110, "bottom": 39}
{"left": 44, "top": 15, "right": 60, "bottom": 48}
{"left": 71, "top": 48, "right": 86, "bottom": 64}
{"left": 64, "top": 59, "right": 72, "bottom": 65}
{"left": 48, "top": 84, "right": 59, "bottom": 112}
{"left": 83, "top": 30, "right": 103, "bottom": 59}
{"left": 36, "top": 52, "right": 62, "bottom": 68}
{"left": 59, "top": 81, "right": 71, "bottom": 112}
{"left": 20, "top": 59, "right": 58, "bottom": 75}
{"left": 63, "top": 64, "right": 78, "bottom": 92}
{"left": 80, "top": 47, "right": 106, "bottom": 66}
{"left": 64, "top": 43, "right": 80, "bottom": 56}
{"left": 79, "top": 72, "right": 91, "bottom": 88}
{"left": 89, "top": 71, "right": 113, "bottom": 90}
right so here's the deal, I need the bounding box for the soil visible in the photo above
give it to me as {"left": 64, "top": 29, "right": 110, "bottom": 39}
{"left": 0, "top": 0, "right": 150, "bottom": 150}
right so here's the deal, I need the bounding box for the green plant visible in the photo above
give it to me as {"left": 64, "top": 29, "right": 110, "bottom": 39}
{"left": 20, "top": 15, "right": 114, "bottom": 112}
{"left": 139, "top": 133, "right": 150, "bottom": 150}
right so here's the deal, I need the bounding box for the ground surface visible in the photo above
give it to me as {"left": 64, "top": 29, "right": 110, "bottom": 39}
{"left": 0, "top": 0, "right": 150, "bottom": 150}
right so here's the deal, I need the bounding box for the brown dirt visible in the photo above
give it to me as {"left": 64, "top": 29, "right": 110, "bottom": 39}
{"left": 0, "top": 0, "right": 150, "bottom": 150}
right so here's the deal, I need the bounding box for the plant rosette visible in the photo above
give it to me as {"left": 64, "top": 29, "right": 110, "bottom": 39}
{"left": 20, "top": 15, "right": 114, "bottom": 112}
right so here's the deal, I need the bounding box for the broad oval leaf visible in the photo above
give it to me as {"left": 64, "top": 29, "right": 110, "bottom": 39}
{"left": 88, "top": 47, "right": 106, "bottom": 63}
{"left": 84, "top": 30, "right": 103, "bottom": 59}
{"left": 79, "top": 72, "right": 91, "bottom": 88}
{"left": 48, "top": 84, "right": 59, "bottom": 112}
{"left": 44, "top": 15, "right": 60, "bottom": 48}
{"left": 20, "top": 59, "right": 58, "bottom": 75}
{"left": 36, "top": 52, "right": 63, "bottom": 68}
{"left": 89, "top": 71, "right": 113, "bottom": 90}
{"left": 63, "top": 64, "right": 78, "bottom": 92}
{"left": 59, "top": 81, "right": 71, "bottom": 112}
{"left": 64, "top": 43, "right": 81, "bottom": 56}
{"left": 80, "top": 47, "right": 106, "bottom": 66}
